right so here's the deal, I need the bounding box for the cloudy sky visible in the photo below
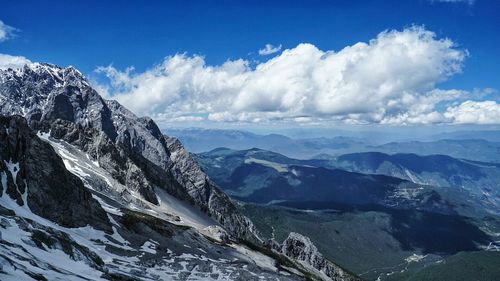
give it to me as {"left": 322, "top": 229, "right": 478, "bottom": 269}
{"left": 1, "top": 0, "right": 499, "bottom": 128}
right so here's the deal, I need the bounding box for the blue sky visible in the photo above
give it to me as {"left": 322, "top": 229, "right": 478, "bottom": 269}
{"left": 1, "top": 0, "right": 499, "bottom": 128}
{"left": 1, "top": 0, "right": 499, "bottom": 89}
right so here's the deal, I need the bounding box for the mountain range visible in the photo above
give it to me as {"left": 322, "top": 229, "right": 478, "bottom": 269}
{"left": 318, "top": 152, "right": 500, "bottom": 212}
{"left": 167, "top": 128, "right": 500, "bottom": 163}
{"left": 0, "top": 63, "right": 359, "bottom": 281}
{"left": 195, "top": 147, "right": 500, "bottom": 280}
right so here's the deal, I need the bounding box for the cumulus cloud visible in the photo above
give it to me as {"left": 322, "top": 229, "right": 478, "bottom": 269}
{"left": 0, "top": 21, "right": 28, "bottom": 70}
{"left": 444, "top": 101, "right": 500, "bottom": 124}
{"left": 97, "top": 26, "right": 491, "bottom": 125}
{"left": 0, "top": 54, "right": 31, "bottom": 70}
{"left": 258, "top": 44, "right": 282, "bottom": 55}
{"left": 0, "top": 20, "right": 17, "bottom": 42}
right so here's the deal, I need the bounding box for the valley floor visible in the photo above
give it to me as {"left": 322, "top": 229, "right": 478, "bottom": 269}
{"left": 240, "top": 203, "right": 500, "bottom": 281}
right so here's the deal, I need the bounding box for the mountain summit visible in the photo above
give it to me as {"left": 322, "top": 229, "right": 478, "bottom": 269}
{"left": 0, "top": 62, "right": 258, "bottom": 240}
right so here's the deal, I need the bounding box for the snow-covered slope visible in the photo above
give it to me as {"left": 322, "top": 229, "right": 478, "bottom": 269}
{"left": 0, "top": 115, "right": 305, "bottom": 280}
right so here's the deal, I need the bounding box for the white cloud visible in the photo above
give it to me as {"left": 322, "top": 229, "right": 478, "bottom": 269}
{"left": 0, "top": 54, "right": 31, "bottom": 70}
{"left": 444, "top": 101, "right": 500, "bottom": 124}
{"left": 0, "top": 20, "right": 17, "bottom": 42}
{"left": 97, "top": 26, "right": 486, "bottom": 125}
{"left": 431, "top": 0, "right": 475, "bottom": 5}
{"left": 0, "top": 21, "right": 27, "bottom": 70}
{"left": 258, "top": 44, "right": 282, "bottom": 55}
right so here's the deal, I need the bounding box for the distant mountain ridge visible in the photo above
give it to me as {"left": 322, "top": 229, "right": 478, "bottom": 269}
{"left": 326, "top": 151, "right": 500, "bottom": 211}
{"left": 168, "top": 128, "right": 500, "bottom": 162}
{"left": 196, "top": 148, "right": 463, "bottom": 214}
{"left": 430, "top": 130, "right": 500, "bottom": 142}
{"left": 197, "top": 147, "right": 500, "bottom": 215}
{"left": 164, "top": 127, "right": 368, "bottom": 159}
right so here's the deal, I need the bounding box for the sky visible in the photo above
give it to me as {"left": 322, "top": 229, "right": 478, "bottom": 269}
{"left": 1, "top": 0, "right": 500, "bottom": 130}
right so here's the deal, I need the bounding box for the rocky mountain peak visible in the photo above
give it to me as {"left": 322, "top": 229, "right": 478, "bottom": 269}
{"left": 0, "top": 62, "right": 261, "bottom": 241}
{"left": 1, "top": 63, "right": 89, "bottom": 87}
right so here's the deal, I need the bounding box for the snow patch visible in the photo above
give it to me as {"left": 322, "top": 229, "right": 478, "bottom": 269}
{"left": 244, "top": 157, "right": 288, "bottom": 173}
{"left": 405, "top": 253, "right": 426, "bottom": 263}
{"left": 140, "top": 240, "right": 158, "bottom": 254}
{"left": 231, "top": 244, "right": 278, "bottom": 272}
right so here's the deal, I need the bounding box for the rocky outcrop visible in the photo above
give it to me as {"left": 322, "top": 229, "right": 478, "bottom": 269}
{"left": 268, "top": 233, "right": 360, "bottom": 281}
{"left": 0, "top": 115, "right": 110, "bottom": 231}
{"left": 165, "top": 135, "right": 260, "bottom": 242}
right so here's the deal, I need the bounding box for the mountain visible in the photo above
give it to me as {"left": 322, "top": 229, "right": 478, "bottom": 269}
{"left": 196, "top": 147, "right": 500, "bottom": 280}
{"left": 430, "top": 130, "right": 500, "bottom": 142}
{"left": 0, "top": 63, "right": 358, "bottom": 281}
{"left": 373, "top": 139, "right": 500, "bottom": 163}
{"left": 168, "top": 128, "right": 500, "bottom": 163}
{"left": 165, "top": 128, "right": 367, "bottom": 159}
{"left": 196, "top": 148, "right": 459, "bottom": 213}
{"left": 0, "top": 115, "right": 294, "bottom": 280}
{"left": 0, "top": 63, "right": 256, "bottom": 241}
{"left": 319, "top": 152, "right": 500, "bottom": 213}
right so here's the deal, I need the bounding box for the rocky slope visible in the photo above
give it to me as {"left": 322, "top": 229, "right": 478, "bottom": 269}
{"left": 0, "top": 63, "right": 358, "bottom": 280}
{"left": 0, "top": 115, "right": 110, "bottom": 231}
{"left": 268, "top": 233, "right": 359, "bottom": 281}
{"left": 0, "top": 118, "right": 302, "bottom": 280}
{"left": 165, "top": 135, "right": 260, "bottom": 243}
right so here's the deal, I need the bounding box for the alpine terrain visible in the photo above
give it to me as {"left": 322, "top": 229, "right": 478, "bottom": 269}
{"left": 196, "top": 147, "right": 500, "bottom": 280}
{"left": 0, "top": 63, "right": 359, "bottom": 281}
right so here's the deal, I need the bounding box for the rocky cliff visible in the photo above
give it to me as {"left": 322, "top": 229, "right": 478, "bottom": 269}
{"left": 0, "top": 115, "right": 110, "bottom": 231}
{"left": 268, "top": 233, "right": 360, "bottom": 281}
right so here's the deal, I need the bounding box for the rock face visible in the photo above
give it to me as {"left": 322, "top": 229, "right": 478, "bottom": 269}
{"left": 1, "top": 63, "right": 182, "bottom": 204}
{"left": 0, "top": 63, "right": 258, "bottom": 241}
{"left": 269, "top": 233, "right": 360, "bottom": 281}
{"left": 0, "top": 115, "right": 110, "bottom": 231}
{"left": 165, "top": 135, "right": 260, "bottom": 242}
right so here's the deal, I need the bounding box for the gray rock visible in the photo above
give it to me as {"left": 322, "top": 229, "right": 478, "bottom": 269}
{"left": 0, "top": 115, "right": 111, "bottom": 231}
{"left": 165, "top": 135, "right": 261, "bottom": 242}
{"left": 269, "top": 232, "right": 360, "bottom": 281}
